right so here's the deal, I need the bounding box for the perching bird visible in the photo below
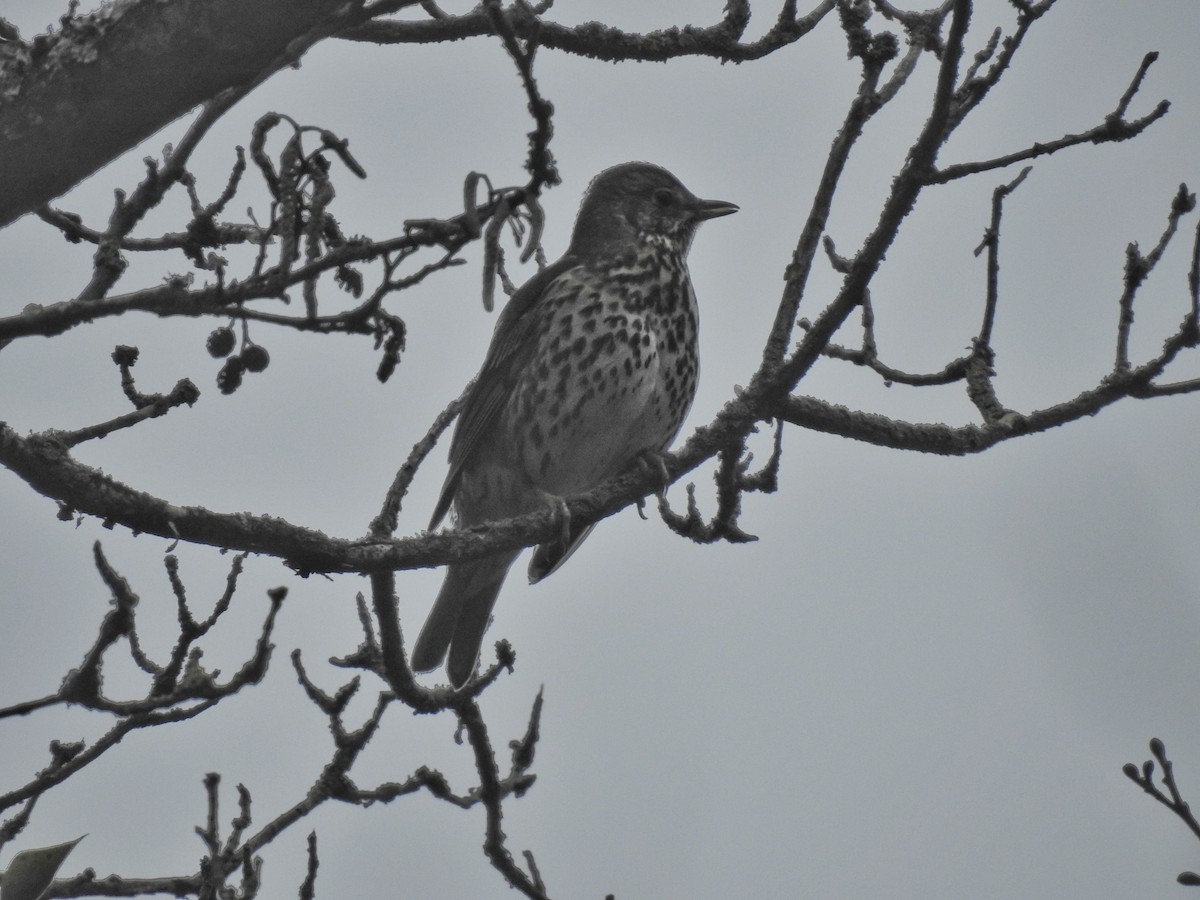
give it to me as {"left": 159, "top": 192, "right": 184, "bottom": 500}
{"left": 411, "top": 162, "right": 738, "bottom": 687}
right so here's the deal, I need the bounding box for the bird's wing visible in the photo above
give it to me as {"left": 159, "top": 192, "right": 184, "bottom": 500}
{"left": 429, "top": 255, "right": 584, "bottom": 529}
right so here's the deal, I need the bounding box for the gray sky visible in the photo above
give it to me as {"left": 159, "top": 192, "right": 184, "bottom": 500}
{"left": 4, "top": 1, "right": 1200, "bottom": 897}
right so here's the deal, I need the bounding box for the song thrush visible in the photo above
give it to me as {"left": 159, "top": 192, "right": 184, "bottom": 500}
{"left": 412, "top": 162, "right": 737, "bottom": 687}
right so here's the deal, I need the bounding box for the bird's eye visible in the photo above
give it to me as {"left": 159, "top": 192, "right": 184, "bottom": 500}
{"left": 652, "top": 188, "right": 674, "bottom": 208}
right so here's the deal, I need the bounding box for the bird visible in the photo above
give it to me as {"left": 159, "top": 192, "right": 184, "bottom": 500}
{"left": 411, "top": 162, "right": 738, "bottom": 687}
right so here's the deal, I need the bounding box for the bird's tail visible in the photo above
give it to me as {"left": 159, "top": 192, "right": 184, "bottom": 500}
{"left": 411, "top": 551, "right": 519, "bottom": 688}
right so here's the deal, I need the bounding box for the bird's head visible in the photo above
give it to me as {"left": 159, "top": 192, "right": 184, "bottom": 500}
{"left": 568, "top": 162, "right": 738, "bottom": 259}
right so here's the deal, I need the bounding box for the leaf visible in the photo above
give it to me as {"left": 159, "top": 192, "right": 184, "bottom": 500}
{"left": 1, "top": 836, "right": 85, "bottom": 900}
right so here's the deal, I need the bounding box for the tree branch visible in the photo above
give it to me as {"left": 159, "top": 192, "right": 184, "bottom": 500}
{"left": 341, "top": 0, "right": 836, "bottom": 63}
{"left": 0, "top": 0, "right": 405, "bottom": 227}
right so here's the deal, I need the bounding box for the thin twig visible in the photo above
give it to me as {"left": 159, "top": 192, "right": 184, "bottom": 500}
{"left": 974, "top": 165, "right": 1031, "bottom": 348}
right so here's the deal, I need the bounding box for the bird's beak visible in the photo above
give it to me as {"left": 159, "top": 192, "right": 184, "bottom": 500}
{"left": 694, "top": 198, "right": 739, "bottom": 220}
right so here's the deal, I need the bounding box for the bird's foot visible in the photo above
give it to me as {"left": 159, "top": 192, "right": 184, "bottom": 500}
{"left": 635, "top": 497, "right": 648, "bottom": 520}
{"left": 546, "top": 493, "right": 571, "bottom": 550}
{"left": 636, "top": 450, "right": 672, "bottom": 504}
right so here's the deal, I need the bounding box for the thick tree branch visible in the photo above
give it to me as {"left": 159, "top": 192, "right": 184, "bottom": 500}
{"left": 0, "top": 0, "right": 406, "bottom": 228}
{"left": 769, "top": 342, "right": 1199, "bottom": 454}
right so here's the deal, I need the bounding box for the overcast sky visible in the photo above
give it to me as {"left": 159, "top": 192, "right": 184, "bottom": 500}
{"left": 4, "top": 1, "right": 1200, "bottom": 898}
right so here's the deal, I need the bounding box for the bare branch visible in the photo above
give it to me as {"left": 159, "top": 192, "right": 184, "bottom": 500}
{"left": 763, "top": 0, "right": 937, "bottom": 367}
{"left": 484, "top": 0, "right": 559, "bottom": 188}
{"left": 341, "top": 0, "right": 836, "bottom": 63}
{"left": 1124, "top": 738, "right": 1200, "bottom": 886}
{"left": 370, "top": 390, "right": 465, "bottom": 538}
{"left": 37, "top": 202, "right": 266, "bottom": 254}
{"left": 49, "top": 350, "right": 200, "bottom": 448}
{"left": 930, "top": 52, "right": 1169, "bottom": 185}
{"left": 0, "top": 0, "right": 399, "bottom": 227}
{"left": 456, "top": 695, "right": 550, "bottom": 899}
{"left": 299, "top": 832, "right": 320, "bottom": 900}
{"left": 974, "top": 166, "right": 1032, "bottom": 347}
{"left": 1116, "top": 184, "right": 1197, "bottom": 371}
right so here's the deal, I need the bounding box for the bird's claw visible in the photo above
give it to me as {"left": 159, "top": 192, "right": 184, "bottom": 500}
{"left": 637, "top": 450, "right": 672, "bottom": 503}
